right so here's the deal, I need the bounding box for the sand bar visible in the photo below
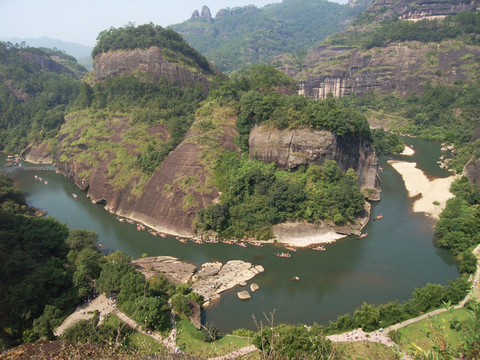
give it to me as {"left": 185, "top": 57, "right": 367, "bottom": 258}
{"left": 388, "top": 160, "right": 456, "bottom": 219}
{"left": 401, "top": 145, "right": 415, "bottom": 156}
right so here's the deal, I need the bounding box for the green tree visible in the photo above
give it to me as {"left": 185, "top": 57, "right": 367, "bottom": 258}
{"left": 32, "top": 305, "right": 62, "bottom": 340}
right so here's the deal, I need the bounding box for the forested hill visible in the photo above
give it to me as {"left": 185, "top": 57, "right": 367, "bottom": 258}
{"left": 0, "top": 42, "right": 85, "bottom": 153}
{"left": 286, "top": 0, "right": 480, "bottom": 99}
{"left": 171, "top": 0, "right": 371, "bottom": 73}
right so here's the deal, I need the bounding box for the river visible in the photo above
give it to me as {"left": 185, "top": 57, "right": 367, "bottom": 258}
{"left": 1, "top": 137, "right": 459, "bottom": 333}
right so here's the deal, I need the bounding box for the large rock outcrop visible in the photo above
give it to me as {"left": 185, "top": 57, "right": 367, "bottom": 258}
{"left": 294, "top": 41, "right": 480, "bottom": 99}
{"left": 249, "top": 125, "right": 381, "bottom": 199}
{"left": 57, "top": 110, "right": 238, "bottom": 236}
{"left": 93, "top": 46, "right": 210, "bottom": 91}
{"left": 367, "top": 0, "right": 480, "bottom": 21}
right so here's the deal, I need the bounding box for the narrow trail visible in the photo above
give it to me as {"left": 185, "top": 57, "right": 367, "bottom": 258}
{"left": 327, "top": 244, "right": 480, "bottom": 360}
{"left": 54, "top": 248, "right": 480, "bottom": 360}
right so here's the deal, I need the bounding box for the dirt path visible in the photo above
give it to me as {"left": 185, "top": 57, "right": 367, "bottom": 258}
{"left": 206, "top": 345, "right": 257, "bottom": 360}
{"left": 54, "top": 294, "right": 115, "bottom": 336}
{"left": 326, "top": 244, "right": 480, "bottom": 360}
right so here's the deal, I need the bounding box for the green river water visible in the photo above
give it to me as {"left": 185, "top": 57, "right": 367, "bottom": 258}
{"left": 1, "top": 137, "right": 459, "bottom": 333}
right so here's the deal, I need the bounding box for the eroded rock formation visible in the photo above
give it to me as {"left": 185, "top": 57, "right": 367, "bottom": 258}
{"left": 249, "top": 125, "right": 381, "bottom": 199}
{"left": 295, "top": 42, "right": 480, "bottom": 99}
{"left": 367, "top": 0, "right": 480, "bottom": 21}
{"left": 93, "top": 46, "right": 210, "bottom": 91}
{"left": 132, "top": 257, "right": 264, "bottom": 306}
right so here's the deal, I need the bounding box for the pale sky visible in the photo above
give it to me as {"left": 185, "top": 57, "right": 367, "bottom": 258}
{"left": 0, "top": 0, "right": 347, "bottom": 47}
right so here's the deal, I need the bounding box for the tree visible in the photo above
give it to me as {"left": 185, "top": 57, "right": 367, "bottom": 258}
{"left": 32, "top": 305, "right": 62, "bottom": 340}
{"left": 65, "top": 229, "right": 98, "bottom": 252}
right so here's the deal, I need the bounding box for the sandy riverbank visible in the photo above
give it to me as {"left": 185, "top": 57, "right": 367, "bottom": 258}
{"left": 272, "top": 230, "right": 346, "bottom": 248}
{"left": 401, "top": 145, "right": 415, "bottom": 156}
{"left": 388, "top": 160, "right": 456, "bottom": 219}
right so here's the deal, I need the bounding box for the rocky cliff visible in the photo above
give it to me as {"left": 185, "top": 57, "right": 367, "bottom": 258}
{"left": 367, "top": 0, "right": 479, "bottom": 21}
{"left": 282, "top": 0, "right": 480, "bottom": 99}
{"left": 249, "top": 125, "right": 381, "bottom": 200}
{"left": 293, "top": 40, "right": 480, "bottom": 99}
{"left": 93, "top": 46, "right": 211, "bottom": 91}
{"left": 56, "top": 106, "right": 239, "bottom": 237}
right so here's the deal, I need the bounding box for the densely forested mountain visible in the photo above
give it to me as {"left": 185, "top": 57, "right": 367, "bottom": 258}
{"left": 171, "top": 0, "right": 371, "bottom": 73}
{"left": 0, "top": 42, "right": 86, "bottom": 153}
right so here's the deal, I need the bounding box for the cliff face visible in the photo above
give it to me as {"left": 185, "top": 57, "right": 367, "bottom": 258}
{"left": 93, "top": 46, "right": 210, "bottom": 91}
{"left": 296, "top": 41, "right": 480, "bottom": 99}
{"left": 56, "top": 108, "right": 239, "bottom": 236}
{"left": 367, "top": 0, "right": 480, "bottom": 21}
{"left": 249, "top": 125, "right": 381, "bottom": 200}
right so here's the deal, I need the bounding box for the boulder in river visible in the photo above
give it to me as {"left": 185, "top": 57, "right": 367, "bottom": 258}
{"left": 237, "top": 291, "right": 251, "bottom": 300}
{"left": 250, "top": 283, "right": 259, "bottom": 292}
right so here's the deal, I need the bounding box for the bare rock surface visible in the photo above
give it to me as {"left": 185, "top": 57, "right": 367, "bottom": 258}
{"left": 23, "top": 142, "right": 54, "bottom": 164}
{"left": 133, "top": 256, "right": 197, "bottom": 284}
{"left": 188, "top": 300, "right": 202, "bottom": 329}
{"left": 250, "top": 283, "right": 259, "bottom": 292}
{"left": 237, "top": 291, "right": 251, "bottom": 300}
{"left": 93, "top": 46, "right": 210, "bottom": 91}
{"left": 134, "top": 257, "right": 264, "bottom": 306}
{"left": 249, "top": 125, "right": 381, "bottom": 198}
{"left": 190, "top": 260, "right": 264, "bottom": 306}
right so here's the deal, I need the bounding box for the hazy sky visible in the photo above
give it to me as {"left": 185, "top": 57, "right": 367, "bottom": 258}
{"left": 0, "top": 0, "right": 348, "bottom": 47}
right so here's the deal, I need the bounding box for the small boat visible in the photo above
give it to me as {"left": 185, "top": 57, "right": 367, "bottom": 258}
{"left": 44, "top": 181, "right": 48, "bottom": 185}
{"left": 221, "top": 239, "right": 235, "bottom": 245}
{"left": 374, "top": 214, "right": 383, "bottom": 220}
{"left": 191, "top": 238, "right": 203, "bottom": 244}
{"left": 312, "top": 245, "right": 326, "bottom": 251}
{"left": 275, "top": 252, "right": 291, "bottom": 258}
{"left": 205, "top": 238, "right": 219, "bottom": 243}
{"left": 126, "top": 219, "right": 135, "bottom": 224}
{"left": 357, "top": 233, "right": 367, "bottom": 239}
{"left": 38, "top": 177, "right": 43, "bottom": 181}
{"left": 236, "top": 242, "right": 247, "bottom": 248}
{"left": 159, "top": 233, "right": 167, "bottom": 238}
{"left": 284, "top": 246, "right": 297, "bottom": 252}
{"left": 72, "top": 193, "right": 78, "bottom": 199}
{"left": 291, "top": 276, "right": 300, "bottom": 281}
{"left": 250, "top": 241, "right": 264, "bottom": 247}
{"left": 148, "top": 230, "right": 157, "bottom": 236}
{"left": 136, "top": 224, "right": 142, "bottom": 231}
{"left": 177, "top": 237, "right": 187, "bottom": 244}
{"left": 117, "top": 217, "right": 125, "bottom": 223}
{"left": 34, "top": 175, "right": 38, "bottom": 180}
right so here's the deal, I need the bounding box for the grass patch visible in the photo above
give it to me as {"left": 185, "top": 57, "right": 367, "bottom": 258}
{"left": 175, "top": 319, "right": 252, "bottom": 358}
{"left": 389, "top": 308, "right": 470, "bottom": 356}
{"left": 335, "top": 341, "right": 398, "bottom": 360}
{"left": 104, "top": 313, "right": 165, "bottom": 354}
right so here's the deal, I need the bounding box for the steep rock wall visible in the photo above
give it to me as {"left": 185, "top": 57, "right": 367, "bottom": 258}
{"left": 367, "top": 0, "right": 480, "bottom": 21}
{"left": 297, "top": 41, "right": 480, "bottom": 99}
{"left": 56, "top": 112, "right": 239, "bottom": 237}
{"left": 249, "top": 125, "right": 381, "bottom": 200}
{"left": 93, "top": 46, "right": 210, "bottom": 91}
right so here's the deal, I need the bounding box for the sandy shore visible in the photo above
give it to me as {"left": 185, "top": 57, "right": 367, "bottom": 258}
{"left": 388, "top": 160, "right": 456, "bottom": 219}
{"left": 274, "top": 232, "right": 346, "bottom": 247}
{"left": 401, "top": 145, "right": 415, "bottom": 156}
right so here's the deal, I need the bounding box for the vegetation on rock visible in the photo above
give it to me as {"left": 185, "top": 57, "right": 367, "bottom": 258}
{"left": 92, "top": 23, "right": 213, "bottom": 74}
{"left": 0, "top": 42, "right": 82, "bottom": 153}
